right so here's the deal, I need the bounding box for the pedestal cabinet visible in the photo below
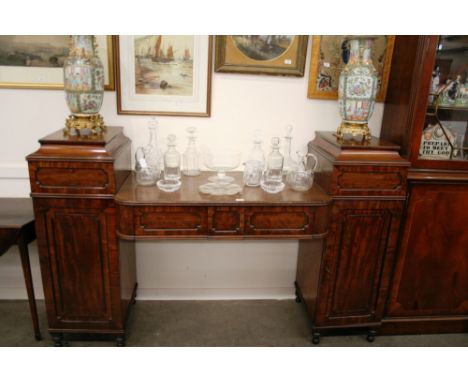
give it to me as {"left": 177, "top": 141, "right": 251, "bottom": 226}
{"left": 295, "top": 132, "right": 409, "bottom": 343}
{"left": 380, "top": 35, "right": 468, "bottom": 334}
{"left": 27, "top": 127, "right": 136, "bottom": 346}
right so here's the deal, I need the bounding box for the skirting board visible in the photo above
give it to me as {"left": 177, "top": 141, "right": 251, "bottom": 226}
{"left": 135, "top": 287, "right": 295, "bottom": 300}
{"left": 0, "top": 287, "right": 295, "bottom": 301}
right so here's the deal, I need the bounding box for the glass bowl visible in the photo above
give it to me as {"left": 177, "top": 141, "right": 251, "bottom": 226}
{"left": 202, "top": 147, "right": 241, "bottom": 184}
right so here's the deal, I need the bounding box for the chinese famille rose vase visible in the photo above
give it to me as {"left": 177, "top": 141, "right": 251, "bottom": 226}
{"left": 337, "top": 36, "right": 378, "bottom": 141}
{"left": 63, "top": 35, "right": 105, "bottom": 136}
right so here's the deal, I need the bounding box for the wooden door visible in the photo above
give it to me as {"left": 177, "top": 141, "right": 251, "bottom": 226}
{"left": 34, "top": 199, "right": 122, "bottom": 330}
{"left": 386, "top": 183, "right": 468, "bottom": 317}
{"left": 315, "top": 200, "right": 403, "bottom": 327}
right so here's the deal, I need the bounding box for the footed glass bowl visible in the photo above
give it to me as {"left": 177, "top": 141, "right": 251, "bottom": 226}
{"left": 199, "top": 147, "right": 242, "bottom": 195}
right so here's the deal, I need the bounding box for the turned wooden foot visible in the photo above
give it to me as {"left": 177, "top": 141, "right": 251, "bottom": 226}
{"left": 52, "top": 333, "right": 64, "bottom": 347}
{"left": 116, "top": 336, "right": 126, "bottom": 347}
{"left": 312, "top": 331, "right": 321, "bottom": 345}
{"left": 366, "top": 329, "right": 377, "bottom": 343}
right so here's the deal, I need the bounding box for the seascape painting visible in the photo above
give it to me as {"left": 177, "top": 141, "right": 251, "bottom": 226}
{"left": 134, "top": 35, "right": 194, "bottom": 96}
{"left": 231, "top": 35, "right": 293, "bottom": 61}
{"left": 0, "top": 36, "right": 68, "bottom": 67}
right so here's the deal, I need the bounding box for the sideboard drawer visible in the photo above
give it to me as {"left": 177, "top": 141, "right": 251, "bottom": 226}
{"left": 333, "top": 166, "right": 407, "bottom": 197}
{"left": 134, "top": 206, "right": 208, "bottom": 237}
{"left": 29, "top": 161, "right": 114, "bottom": 195}
{"left": 208, "top": 206, "right": 244, "bottom": 236}
{"left": 245, "top": 206, "right": 327, "bottom": 237}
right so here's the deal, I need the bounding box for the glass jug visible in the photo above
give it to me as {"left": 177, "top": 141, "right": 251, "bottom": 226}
{"left": 135, "top": 146, "right": 158, "bottom": 186}
{"left": 134, "top": 118, "right": 162, "bottom": 186}
{"left": 286, "top": 152, "right": 319, "bottom": 192}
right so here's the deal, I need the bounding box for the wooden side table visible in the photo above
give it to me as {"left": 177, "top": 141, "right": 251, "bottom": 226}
{"left": 0, "top": 198, "right": 41, "bottom": 341}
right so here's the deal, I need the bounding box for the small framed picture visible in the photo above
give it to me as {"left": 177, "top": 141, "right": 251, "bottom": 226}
{"left": 307, "top": 35, "right": 395, "bottom": 102}
{"left": 0, "top": 35, "right": 115, "bottom": 90}
{"left": 116, "top": 35, "right": 212, "bottom": 117}
{"left": 215, "top": 35, "right": 308, "bottom": 77}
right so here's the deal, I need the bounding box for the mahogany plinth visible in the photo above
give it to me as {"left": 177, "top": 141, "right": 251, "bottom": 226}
{"left": 27, "top": 127, "right": 136, "bottom": 345}
{"left": 296, "top": 132, "right": 410, "bottom": 341}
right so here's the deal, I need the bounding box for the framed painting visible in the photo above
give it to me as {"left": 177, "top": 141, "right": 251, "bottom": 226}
{"left": 307, "top": 35, "right": 395, "bottom": 102}
{"left": 215, "top": 35, "right": 308, "bottom": 77}
{"left": 116, "top": 35, "right": 212, "bottom": 117}
{"left": 0, "top": 35, "right": 115, "bottom": 90}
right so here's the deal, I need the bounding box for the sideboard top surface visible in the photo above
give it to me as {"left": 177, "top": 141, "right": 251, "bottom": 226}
{"left": 27, "top": 126, "right": 130, "bottom": 162}
{"left": 115, "top": 172, "right": 331, "bottom": 206}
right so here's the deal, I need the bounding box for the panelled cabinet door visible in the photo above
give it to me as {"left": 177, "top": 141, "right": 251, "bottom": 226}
{"left": 315, "top": 201, "right": 403, "bottom": 327}
{"left": 35, "top": 202, "right": 121, "bottom": 330}
{"left": 386, "top": 184, "right": 468, "bottom": 317}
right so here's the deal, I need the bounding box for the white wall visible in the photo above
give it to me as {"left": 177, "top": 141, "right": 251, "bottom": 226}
{"left": 0, "top": 37, "right": 384, "bottom": 300}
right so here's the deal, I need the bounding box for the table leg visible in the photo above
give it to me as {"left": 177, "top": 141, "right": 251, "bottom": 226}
{"left": 18, "top": 238, "right": 42, "bottom": 341}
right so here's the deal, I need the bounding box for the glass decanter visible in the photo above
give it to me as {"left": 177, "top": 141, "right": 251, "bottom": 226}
{"left": 134, "top": 118, "right": 162, "bottom": 186}
{"left": 182, "top": 127, "right": 201, "bottom": 176}
{"left": 282, "top": 125, "right": 296, "bottom": 175}
{"left": 243, "top": 130, "right": 265, "bottom": 187}
{"left": 144, "top": 118, "right": 162, "bottom": 177}
{"left": 260, "top": 137, "right": 285, "bottom": 194}
{"left": 248, "top": 130, "right": 266, "bottom": 166}
{"left": 157, "top": 134, "right": 181, "bottom": 192}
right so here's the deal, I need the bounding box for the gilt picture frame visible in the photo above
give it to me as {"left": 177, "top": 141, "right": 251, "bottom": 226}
{"left": 116, "top": 35, "right": 212, "bottom": 117}
{"left": 215, "top": 35, "right": 308, "bottom": 77}
{"left": 307, "top": 35, "right": 395, "bottom": 102}
{"left": 0, "top": 35, "right": 115, "bottom": 90}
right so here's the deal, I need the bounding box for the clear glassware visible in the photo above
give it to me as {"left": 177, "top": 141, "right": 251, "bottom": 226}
{"left": 182, "top": 126, "right": 201, "bottom": 176}
{"left": 135, "top": 147, "right": 157, "bottom": 186}
{"left": 243, "top": 160, "right": 263, "bottom": 187}
{"left": 163, "top": 134, "right": 181, "bottom": 180}
{"left": 286, "top": 151, "right": 319, "bottom": 192}
{"left": 282, "top": 125, "right": 296, "bottom": 175}
{"left": 134, "top": 118, "right": 162, "bottom": 186}
{"left": 248, "top": 129, "right": 266, "bottom": 167}
{"left": 199, "top": 146, "right": 242, "bottom": 195}
{"left": 157, "top": 134, "right": 181, "bottom": 192}
{"left": 243, "top": 130, "right": 265, "bottom": 187}
{"left": 143, "top": 118, "right": 162, "bottom": 179}
{"left": 260, "top": 137, "right": 285, "bottom": 193}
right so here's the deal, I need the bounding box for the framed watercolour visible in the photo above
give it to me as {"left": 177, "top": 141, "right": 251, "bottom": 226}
{"left": 116, "top": 35, "right": 212, "bottom": 117}
{"left": 307, "top": 35, "right": 395, "bottom": 102}
{"left": 0, "top": 35, "right": 115, "bottom": 90}
{"left": 215, "top": 35, "right": 308, "bottom": 77}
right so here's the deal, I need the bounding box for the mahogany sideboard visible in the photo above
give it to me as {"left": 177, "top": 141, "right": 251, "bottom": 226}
{"left": 27, "top": 127, "right": 414, "bottom": 346}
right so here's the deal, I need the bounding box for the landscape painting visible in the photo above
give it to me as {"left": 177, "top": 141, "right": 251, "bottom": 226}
{"left": 215, "top": 35, "right": 308, "bottom": 76}
{"left": 134, "top": 35, "right": 194, "bottom": 96}
{"left": 0, "top": 35, "right": 114, "bottom": 89}
{"left": 231, "top": 35, "right": 293, "bottom": 61}
{"left": 0, "top": 36, "right": 68, "bottom": 67}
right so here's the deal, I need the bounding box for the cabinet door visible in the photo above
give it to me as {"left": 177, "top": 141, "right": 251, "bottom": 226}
{"left": 315, "top": 200, "right": 403, "bottom": 327}
{"left": 386, "top": 184, "right": 468, "bottom": 317}
{"left": 34, "top": 199, "right": 121, "bottom": 330}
